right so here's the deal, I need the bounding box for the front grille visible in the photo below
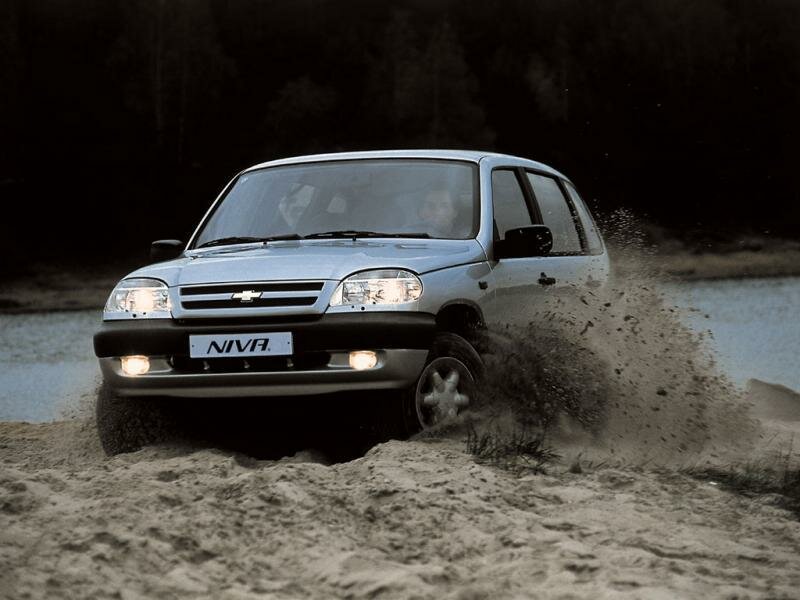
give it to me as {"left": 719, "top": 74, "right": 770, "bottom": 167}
{"left": 179, "top": 281, "right": 325, "bottom": 311}
{"left": 182, "top": 297, "right": 317, "bottom": 310}
{"left": 181, "top": 282, "right": 323, "bottom": 296}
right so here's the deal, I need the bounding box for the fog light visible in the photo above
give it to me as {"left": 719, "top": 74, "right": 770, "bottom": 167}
{"left": 349, "top": 350, "right": 377, "bottom": 370}
{"left": 121, "top": 355, "right": 150, "bottom": 376}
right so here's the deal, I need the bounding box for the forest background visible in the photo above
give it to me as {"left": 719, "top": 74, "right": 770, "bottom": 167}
{"left": 2, "top": 0, "right": 798, "bottom": 272}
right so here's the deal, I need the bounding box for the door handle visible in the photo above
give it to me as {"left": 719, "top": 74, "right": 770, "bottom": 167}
{"left": 538, "top": 272, "right": 556, "bottom": 286}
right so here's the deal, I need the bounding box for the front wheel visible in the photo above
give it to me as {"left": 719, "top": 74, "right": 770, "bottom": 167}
{"left": 376, "top": 333, "right": 483, "bottom": 439}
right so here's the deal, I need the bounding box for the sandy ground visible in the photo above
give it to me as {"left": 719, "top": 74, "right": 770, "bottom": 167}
{"left": 1, "top": 395, "right": 799, "bottom": 600}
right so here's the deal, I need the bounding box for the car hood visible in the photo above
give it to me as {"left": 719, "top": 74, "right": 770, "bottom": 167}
{"left": 128, "top": 239, "right": 488, "bottom": 286}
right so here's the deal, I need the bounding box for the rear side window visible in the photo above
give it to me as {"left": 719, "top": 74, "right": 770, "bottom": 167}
{"left": 563, "top": 181, "right": 603, "bottom": 254}
{"left": 491, "top": 170, "right": 531, "bottom": 239}
{"left": 526, "top": 173, "right": 581, "bottom": 253}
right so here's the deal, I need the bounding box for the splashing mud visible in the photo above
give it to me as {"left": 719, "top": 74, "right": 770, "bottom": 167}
{"left": 469, "top": 229, "right": 761, "bottom": 468}
{"left": 477, "top": 278, "right": 758, "bottom": 465}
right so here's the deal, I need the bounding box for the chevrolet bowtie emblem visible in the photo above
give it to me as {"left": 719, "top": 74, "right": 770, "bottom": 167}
{"left": 231, "top": 290, "right": 262, "bottom": 303}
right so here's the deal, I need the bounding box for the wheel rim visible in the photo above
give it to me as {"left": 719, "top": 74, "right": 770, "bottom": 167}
{"left": 415, "top": 357, "right": 475, "bottom": 428}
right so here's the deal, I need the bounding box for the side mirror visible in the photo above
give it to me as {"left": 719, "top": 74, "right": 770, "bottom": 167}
{"left": 150, "top": 239, "right": 184, "bottom": 263}
{"left": 494, "top": 225, "right": 553, "bottom": 259}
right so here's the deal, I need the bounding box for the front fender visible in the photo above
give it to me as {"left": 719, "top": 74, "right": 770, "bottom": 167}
{"left": 417, "top": 262, "right": 494, "bottom": 317}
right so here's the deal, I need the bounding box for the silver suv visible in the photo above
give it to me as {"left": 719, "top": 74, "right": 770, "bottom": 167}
{"left": 94, "top": 150, "right": 609, "bottom": 454}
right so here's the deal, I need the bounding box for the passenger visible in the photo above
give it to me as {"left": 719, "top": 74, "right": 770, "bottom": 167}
{"left": 278, "top": 194, "right": 308, "bottom": 228}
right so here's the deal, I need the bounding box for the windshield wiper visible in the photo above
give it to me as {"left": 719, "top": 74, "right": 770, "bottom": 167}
{"left": 303, "top": 230, "right": 431, "bottom": 240}
{"left": 199, "top": 231, "right": 431, "bottom": 247}
{"left": 197, "top": 234, "right": 302, "bottom": 248}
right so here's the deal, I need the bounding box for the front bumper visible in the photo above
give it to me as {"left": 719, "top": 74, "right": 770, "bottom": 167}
{"left": 94, "top": 313, "right": 435, "bottom": 398}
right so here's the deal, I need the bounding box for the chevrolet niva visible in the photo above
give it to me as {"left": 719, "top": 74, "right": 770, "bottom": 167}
{"left": 94, "top": 150, "right": 609, "bottom": 454}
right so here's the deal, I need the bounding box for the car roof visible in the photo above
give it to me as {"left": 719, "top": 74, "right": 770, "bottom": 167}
{"left": 242, "top": 150, "right": 566, "bottom": 179}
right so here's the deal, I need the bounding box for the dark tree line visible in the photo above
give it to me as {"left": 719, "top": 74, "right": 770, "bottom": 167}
{"left": 1, "top": 0, "right": 799, "bottom": 268}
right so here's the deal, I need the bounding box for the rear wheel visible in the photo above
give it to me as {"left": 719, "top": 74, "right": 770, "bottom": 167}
{"left": 95, "top": 383, "right": 174, "bottom": 455}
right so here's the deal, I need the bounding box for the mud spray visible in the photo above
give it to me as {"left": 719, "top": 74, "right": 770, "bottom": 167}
{"left": 464, "top": 212, "right": 765, "bottom": 469}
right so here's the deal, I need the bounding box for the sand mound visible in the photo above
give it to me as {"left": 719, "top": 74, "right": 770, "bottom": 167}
{"left": 746, "top": 379, "right": 800, "bottom": 422}
{"left": 3, "top": 423, "right": 800, "bottom": 599}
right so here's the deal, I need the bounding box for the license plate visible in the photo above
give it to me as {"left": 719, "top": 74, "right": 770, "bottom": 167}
{"left": 189, "top": 332, "right": 293, "bottom": 358}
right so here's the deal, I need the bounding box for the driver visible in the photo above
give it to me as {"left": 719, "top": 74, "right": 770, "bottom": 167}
{"left": 418, "top": 189, "right": 459, "bottom": 238}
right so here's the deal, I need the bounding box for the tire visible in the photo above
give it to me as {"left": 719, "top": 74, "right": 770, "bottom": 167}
{"left": 95, "top": 382, "right": 173, "bottom": 455}
{"left": 376, "top": 332, "right": 484, "bottom": 439}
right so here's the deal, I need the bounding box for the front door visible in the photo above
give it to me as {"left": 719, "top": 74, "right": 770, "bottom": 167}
{"left": 484, "top": 167, "right": 591, "bottom": 326}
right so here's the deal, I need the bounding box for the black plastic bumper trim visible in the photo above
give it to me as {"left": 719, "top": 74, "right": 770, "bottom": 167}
{"left": 94, "top": 312, "right": 436, "bottom": 358}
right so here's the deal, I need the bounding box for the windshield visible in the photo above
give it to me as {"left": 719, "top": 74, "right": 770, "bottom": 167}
{"left": 192, "top": 159, "right": 478, "bottom": 248}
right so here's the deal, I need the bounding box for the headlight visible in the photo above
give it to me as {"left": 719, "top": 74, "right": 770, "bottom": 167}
{"left": 330, "top": 269, "right": 423, "bottom": 306}
{"left": 104, "top": 278, "right": 172, "bottom": 319}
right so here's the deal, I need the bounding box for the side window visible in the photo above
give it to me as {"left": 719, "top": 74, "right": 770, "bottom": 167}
{"left": 491, "top": 169, "right": 531, "bottom": 240}
{"left": 526, "top": 173, "right": 582, "bottom": 253}
{"left": 563, "top": 181, "right": 603, "bottom": 254}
